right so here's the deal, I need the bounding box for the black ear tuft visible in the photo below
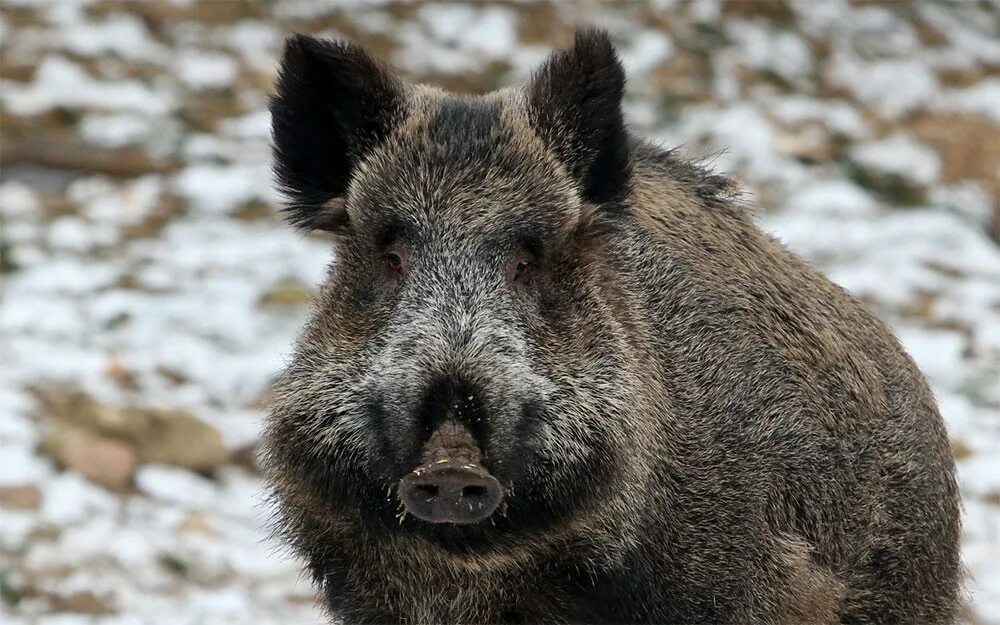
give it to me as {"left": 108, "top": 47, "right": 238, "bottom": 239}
{"left": 270, "top": 34, "right": 406, "bottom": 231}
{"left": 526, "top": 29, "right": 631, "bottom": 206}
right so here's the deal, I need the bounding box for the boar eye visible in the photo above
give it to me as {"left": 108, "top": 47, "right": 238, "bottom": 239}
{"left": 512, "top": 257, "right": 532, "bottom": 282}
{"left": 385, "top": 252, "right": 404, "bottom": 272}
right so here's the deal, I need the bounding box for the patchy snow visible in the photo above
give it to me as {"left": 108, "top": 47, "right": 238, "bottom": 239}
{"left": 56, "top": 14, "right": 168, "bottom": 63}
{"left": 930, "top": 182, "right": 997, "bottom": 230}
{"left": 768, "top": 95, "right": 871, "bottom": 139}
{"left": 727, "top": 20, "right": 812, "bottom": 84}
{"left": 849, "top": 134, "right": 942, "bottom": 186}
{"left": 619, "top": 29, "right": 674, "bottom": 76}
{"left": 135, "top": 465, "right": 218, "bottom": 507}
{"left": 936, "top": 78, "right": 1000, "bottom": 124}
{"left": 676, "top": 102, "right": 808, "bottom": 196}
{"left": 0, "top": 447, "right": 53, "bottom": 487}
{"left": 176, "top": 50, "right": 240, "bottom": 91}
{"left": 70, "top": 175, "right": 164, "bottom": 225}
{"left": 1, "top": 55, "right": 173, "bottom": 115}
{"left": 1, "top": 2, "right": 998, "bottom": 623}
{"left": 919, "top": 3, "right": 1000, "bottom": 68}
{"left": 827, "top": 50, "right": 939, "bottom": 119}
{"left": 782, "top": 179, "right": 879, "bottom": 217}
{"left": 172, "top": 163, "right": 271, "bottom": 214}
{"left": 0, "top": 181, "right": 42, "bottom": 217}
{"left": 39, "top": 473, "right": 119, "bottom": 526}
{"left": 78, "top": 113, "right": 154, "bottom": 148}
{"left": 419, "top": 4, "right": 518, "bottom": 58}
{"left": 219, "top": 110, "right": 271, "bottom": 141}
{"left": 224, "top": 21, "right": 282, "bottom": 71}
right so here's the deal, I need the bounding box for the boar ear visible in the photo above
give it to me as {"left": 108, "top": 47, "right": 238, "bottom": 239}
{"left": 526, "top": 29, "right": 631, "bottom": 206}
{"left": 270, "top": 34, "right": 406, "bottom": 232}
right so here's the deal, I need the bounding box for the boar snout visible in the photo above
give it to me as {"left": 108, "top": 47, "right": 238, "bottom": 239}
{"left": 398, "top": 420, "right": 503, "bottom": 524}
{"left": 399, "top": 463, "right": 502, "bottom": 524}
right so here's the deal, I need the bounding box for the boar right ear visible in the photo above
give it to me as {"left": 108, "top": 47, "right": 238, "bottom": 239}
{"left": 526, "top": 29, "right": 630, "bottom": 207}
{"left": 270, "top": 34, "right": 406, "bottom": 232}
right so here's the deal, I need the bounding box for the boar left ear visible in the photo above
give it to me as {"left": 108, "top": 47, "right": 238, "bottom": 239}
{"left": 270, "top": 34, "right": 407, "bottom": 232}
{"left": 526, "top": 29, "right": 631, "bottom": 206}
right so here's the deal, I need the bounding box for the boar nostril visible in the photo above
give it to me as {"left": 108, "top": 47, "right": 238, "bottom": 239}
{"left": 399, "top": 463, "right": 503, "bottom": 525}
{"left": 414, "top": 483, "right": 439, "bottom": 498}
{"left": 462, "top": 485, "right": 487, "bottom": 499}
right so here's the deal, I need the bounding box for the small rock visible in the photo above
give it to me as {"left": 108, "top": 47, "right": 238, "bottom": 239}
{"left": 155, "top": 365, "right": 190, "bottom": 386}
{"left": 43, "top": 429, "right": 137, "bottom": 492}
{"left": 951, "top": 439, "right": 974, "bottom": 461}
{"left": 35, "top": 390, "right": 231, "bottom": 473}
{"left": 103, "top": 356, "right": 140, "bottom": 390}
{"left": 232, "top": 199, "right": 273, "bottom": 221}
{"left": 3, "top": 138, "right": 171, "bottom": 177}
{"left": 775, "top": 126, "right": 837, "bottom": 163}
{"left": 259, "top": 279, "right": 312, "bottom": 308}
{"left": 176, "top": 513, "right": 218, "bottom": 536}
{"left": 911, "top": 112, "right": 1000, "bottom": 239}
{"left": 232, "top": 442, "right": 260, "bottom": 472}
{"left": 51, "top": 590, "right": 113, "bottom": 614}
{"left": 0, "top": 484, "right": 42, "bottom": 509}
{"left": 136, "top": 411, "right": 229, "bottom": 473}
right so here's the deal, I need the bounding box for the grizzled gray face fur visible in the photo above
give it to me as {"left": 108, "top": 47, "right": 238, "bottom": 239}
{"left": 265, "top": 30, "right": 645, "bottom": 551}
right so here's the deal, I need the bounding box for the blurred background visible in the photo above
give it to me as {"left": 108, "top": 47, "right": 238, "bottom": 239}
{"left": 1, "top": 0, "right": 998, "bottom": 623}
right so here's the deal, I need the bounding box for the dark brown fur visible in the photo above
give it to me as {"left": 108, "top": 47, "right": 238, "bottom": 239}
{"left": 263, "top": 30, "right": 961, "bottom": 624}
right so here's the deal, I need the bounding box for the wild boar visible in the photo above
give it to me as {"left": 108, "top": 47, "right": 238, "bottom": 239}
{"left": 262, "top": 29, "right": 961, "bottom": 624}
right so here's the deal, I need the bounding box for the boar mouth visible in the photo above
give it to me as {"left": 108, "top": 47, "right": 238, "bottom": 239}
{"left": 397, "top": 420, "right": 503, "bottom": 525}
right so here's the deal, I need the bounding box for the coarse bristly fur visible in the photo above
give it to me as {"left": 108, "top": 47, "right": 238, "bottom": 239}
{"left": 262, "top": 29, "right": 961, "bottom": 625}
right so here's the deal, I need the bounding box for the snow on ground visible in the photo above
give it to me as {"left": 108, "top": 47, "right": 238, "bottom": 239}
{"left": 1, "top": 1, "right": 998, "bottom": 623}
